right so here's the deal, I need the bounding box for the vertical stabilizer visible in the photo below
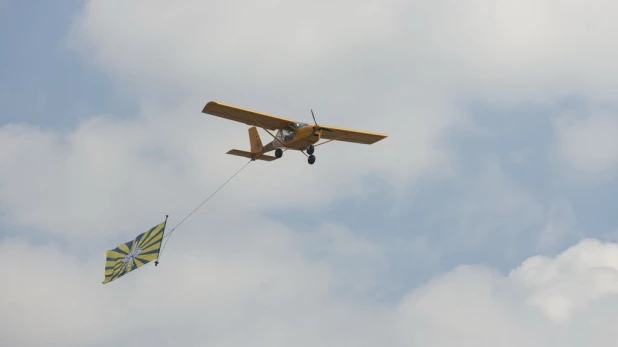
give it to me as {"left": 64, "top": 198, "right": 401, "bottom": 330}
{"left": 249, "top": 127, "right": 263, "bottom": 153}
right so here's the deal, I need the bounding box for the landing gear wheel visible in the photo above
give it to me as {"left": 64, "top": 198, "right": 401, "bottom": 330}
{"left": 307, "top": 144, "right": 315, "bottom": 155}
{"left": 275, "top": 148, "right": 283, "bottom": 158}
{"left": 308, "top": 154, "right": 316, "bottom": 165}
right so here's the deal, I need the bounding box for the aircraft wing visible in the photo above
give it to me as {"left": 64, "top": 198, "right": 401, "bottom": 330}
{"left": 202, "top": 101, "right": 296, "bottom": 130}
{"left": 319, "top": 125, "right": 388, "bottom": 144}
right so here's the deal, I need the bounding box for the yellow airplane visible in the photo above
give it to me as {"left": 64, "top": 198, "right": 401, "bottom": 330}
{"left": 202, "top": 101, "right": 388, "bottom": 165}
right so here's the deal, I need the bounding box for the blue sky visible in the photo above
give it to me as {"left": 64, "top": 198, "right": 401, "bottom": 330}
{"left": 2, "top": 1, "right": 618, "bottom": 346}
{"left": 0, "top": 0, "right": 133, "bottom": 129}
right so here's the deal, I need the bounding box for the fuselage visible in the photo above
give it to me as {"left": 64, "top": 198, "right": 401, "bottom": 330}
{"left": 262, "top": 123, "right": 321, "bottom": 153}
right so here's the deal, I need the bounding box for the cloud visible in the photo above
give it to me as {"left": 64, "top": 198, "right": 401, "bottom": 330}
{"left": 66, "top": 0, "right": 407, "bottom": 91}
{"left": 4, "top": 0, "right": 618, "bottom": 345}
{"left": 396, "top": 239, "right": 618, "bottom": 346}
{"left": 0, "top": 116, "right": 190, "bottom": 240}
{"left": 511, "top": 239, "right": 618, "bottom": 324}
{"left": 0, "top": 100, "right": 441, "bottom": 240}
{"left": 67, "top": 0, "right": 618, "bottom": 103}
{"left": 63, "top": 0, "right": 618, "bottom": 193}
{"left": 3, "top": 233, "right": 618, "bottom": 346}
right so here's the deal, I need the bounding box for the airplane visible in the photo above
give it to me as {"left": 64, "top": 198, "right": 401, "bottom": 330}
{"left": 201, "top": 101, "right": 388, "bottom": 165}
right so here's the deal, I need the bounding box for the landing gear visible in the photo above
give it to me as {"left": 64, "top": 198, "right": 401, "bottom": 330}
{"left": 306, "top": 144, "right": 316, "bottom": 164}
{"left": 275, "top": 148, "right": 283, "bottom": 158}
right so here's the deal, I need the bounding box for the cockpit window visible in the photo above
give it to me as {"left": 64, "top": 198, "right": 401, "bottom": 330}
{"left": 282, "top": 127, "right": 295, "bottom": 136}
{"left": 280, "top": 125, "right": 296, "bottom": 141}
{"left": 276, "top": 122, "right": 307, "bottom": 142}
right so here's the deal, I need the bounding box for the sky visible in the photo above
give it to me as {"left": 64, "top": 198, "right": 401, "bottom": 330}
{"left": 2, "top": 0, "right": 618, "bottom": 345}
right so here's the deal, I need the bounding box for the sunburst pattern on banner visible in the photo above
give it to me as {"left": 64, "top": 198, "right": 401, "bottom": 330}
{"left": 103, "top": 219, "right": 167, "bottom": 284}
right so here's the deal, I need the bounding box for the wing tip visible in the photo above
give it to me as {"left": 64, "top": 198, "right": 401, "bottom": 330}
{"left": 202, "top": 100, "right": 221, "bottom": 114}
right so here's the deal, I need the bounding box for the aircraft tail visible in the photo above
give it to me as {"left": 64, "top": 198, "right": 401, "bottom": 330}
{"left": 226, "top": 149, "right": 276, "bottom": 161}
{"left": 225, "top": 127, "right": 276, "bottom": 161}
{"left": 248, "top": 126, "right": 263, "bottom": 153}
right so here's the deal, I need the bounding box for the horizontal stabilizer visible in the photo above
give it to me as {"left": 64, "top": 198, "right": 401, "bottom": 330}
{"left": 226, "top": 149, "right": 277, "bottom": 161}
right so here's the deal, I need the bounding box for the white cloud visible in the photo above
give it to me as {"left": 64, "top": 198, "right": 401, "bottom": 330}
{"left": 63, "top": 0, "right": 618, "bottom": 193}
{"left": 395, "top": 239, "right": 618, "bottom": 346}
{"left": 3, "top": 234, "right": 618, "bottom": 346}
{"left": 0, "top": 117, "right": 190, "bottom": 240}
{"left": 0, "top": 101, "right": 433, "bottom": 239}
{"left": 67, "top": 0, "right": 618, "bottom": 103}
{"left": 4, "top": 0, "right": 618, "bottom": 345}
{"left": 67, "top": 0, "right": 406, "bottom": 91}
{"left": 511, "top": 239, "right": 618, "bottom": 324}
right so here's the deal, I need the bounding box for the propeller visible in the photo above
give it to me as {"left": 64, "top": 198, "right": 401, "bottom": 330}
{"left": 311, "top": 109, "right": 333, "bottom": 132}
